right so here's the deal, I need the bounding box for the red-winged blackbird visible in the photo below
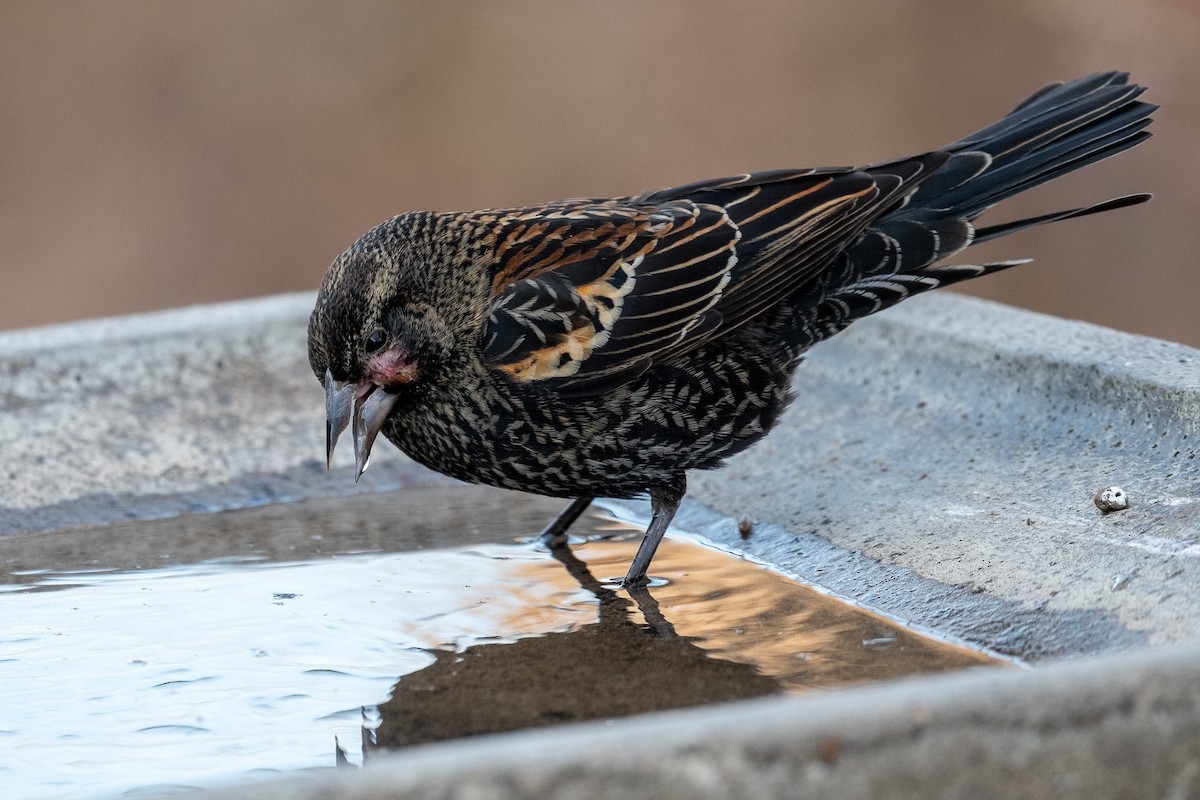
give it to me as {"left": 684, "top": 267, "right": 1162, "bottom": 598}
{"left": 309, "top": 72, "right": 1153, "bottom": 585}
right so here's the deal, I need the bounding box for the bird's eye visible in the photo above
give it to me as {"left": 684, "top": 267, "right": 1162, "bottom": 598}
{"left": 364, "top": 328, "right": 387, "bottom": 354}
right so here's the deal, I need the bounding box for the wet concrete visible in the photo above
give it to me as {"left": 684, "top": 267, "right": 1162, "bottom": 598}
{"left": 637, "top": 501, "right": 1152, "bottom": 662}
{"left": 0, "top": 485, "right": 552, "bottom": 578}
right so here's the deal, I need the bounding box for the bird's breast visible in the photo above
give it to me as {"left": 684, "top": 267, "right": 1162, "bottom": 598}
{"left": 382, "top": 344, "right": 797, "bottom": 498}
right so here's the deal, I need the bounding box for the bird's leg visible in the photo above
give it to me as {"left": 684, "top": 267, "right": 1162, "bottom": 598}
{"left": 623, "top": 475, "right": 686, "bottom": 587}
{"left": 538, "top": 496, "right": 594, "bottom": 548}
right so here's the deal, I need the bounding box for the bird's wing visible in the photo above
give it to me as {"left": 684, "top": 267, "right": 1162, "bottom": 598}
{"left": 480, "top": 199, "right": 736, "bottom": 395}
{"left": 480, "top": 159, "right": 943, "bottom": 397}
{"left": 636, "top": 157, "right": 948, "bottom": 337}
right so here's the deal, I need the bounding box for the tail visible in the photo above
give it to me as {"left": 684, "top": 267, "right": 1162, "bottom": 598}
{"left": 797, "top": 72, "right": 1154, "bottom": 344}
{"left": 914, "top": 71, "right": 1153, "bottom": 242}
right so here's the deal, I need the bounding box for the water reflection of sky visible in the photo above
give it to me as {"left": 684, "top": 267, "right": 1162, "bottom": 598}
{"left": 0, "top": 546, "right": 583, "bottom": 798}
{"left": 0, "top": 516, "right": 997, "bottom": 799}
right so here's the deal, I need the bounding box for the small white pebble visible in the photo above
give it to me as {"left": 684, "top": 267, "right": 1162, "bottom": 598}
{"left": 1111, "top": 569, "right": 1138, "bottom": 591}
{"left": 1094, "top": 486, "right": 1129, "bottom": 513}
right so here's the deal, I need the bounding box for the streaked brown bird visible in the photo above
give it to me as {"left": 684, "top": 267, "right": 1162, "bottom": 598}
{"left": 309, "top": 72, "right": 1153, "bottom": 585}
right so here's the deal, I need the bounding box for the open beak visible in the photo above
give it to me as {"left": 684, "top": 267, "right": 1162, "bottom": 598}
{"left": 324, "top": 368, "right": 399, "bottom": 481}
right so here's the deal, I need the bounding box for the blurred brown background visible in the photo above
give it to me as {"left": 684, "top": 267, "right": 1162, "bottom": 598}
{"left": 1, "top": 1, "right": 1196, "bottom": 345}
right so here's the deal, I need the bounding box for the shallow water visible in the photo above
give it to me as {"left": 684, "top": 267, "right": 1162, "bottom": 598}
{"left": 0, "top": 486, "right": 998, "bottom": 798}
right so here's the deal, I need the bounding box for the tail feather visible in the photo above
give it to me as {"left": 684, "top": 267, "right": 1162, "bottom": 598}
{"left": 938, "top": 110, "right": 1153, "bottom": 219}
{"left": 847, "top": 72, "right": 1153, "bottom": 278}
{"left": 972, "top": 193, "right": 1151, "bottom": 244}
{"left": 786, "top": 72, "right": 1151, "bottom": 355}
{"left": 959, "top": 83, "right": 1143, "bottom": 162}
{"left": 947, "top": 72, "right": 1139, "bottom": 152}
{"left": 911, "top": 73, "right": 1154, "bottom": 216}
{"left": 904, "top": 151, "right": 991, "bottom": 200}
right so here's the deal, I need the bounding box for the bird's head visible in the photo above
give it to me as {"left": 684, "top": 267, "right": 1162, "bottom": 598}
{"left": 307, "top": 212, "right": 489, "bottom": 479}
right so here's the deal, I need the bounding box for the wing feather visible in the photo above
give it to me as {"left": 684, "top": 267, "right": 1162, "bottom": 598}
{"left": 482, "top": 201, "right": 737, "bottom": 388}
{"left": 479, "top": 155, "right": 945, "bottom": 395}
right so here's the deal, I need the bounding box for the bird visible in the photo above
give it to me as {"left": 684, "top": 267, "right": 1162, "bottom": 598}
{"left": 308, "top": 72, "right": 1154, "bottom": 586}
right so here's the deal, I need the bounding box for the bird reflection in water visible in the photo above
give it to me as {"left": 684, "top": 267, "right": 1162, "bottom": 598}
{"left": 362, "top": 535, "right": 782, "bottom": 756}
{"left": 360, "top": 522, "right": 998, "bottom": 757}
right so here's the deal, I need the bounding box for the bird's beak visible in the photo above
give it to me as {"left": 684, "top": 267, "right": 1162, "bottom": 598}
{"left": 324, "top": 368, "right": 399, "bottom": 481}
{"left": 351, "top": 386, "right": 398, "bottom": 480}
{"left": 325, "top": 369, "right": 354, "bottom": 469}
